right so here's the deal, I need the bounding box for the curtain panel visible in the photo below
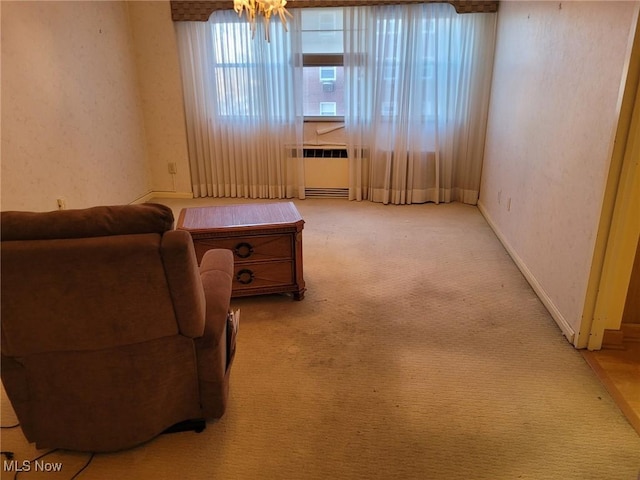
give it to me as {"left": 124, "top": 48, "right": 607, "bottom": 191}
{"left": 344, "top": 4, "right": 496, "bottom": 204}
{"left": 170, "top": 1, "right": 499, "bottom": 21}
{"left": 175, "top": 12, "right": 305, "bottom": 199}
{"left": 176, "top": 3, "right": 496, "bottom": 204}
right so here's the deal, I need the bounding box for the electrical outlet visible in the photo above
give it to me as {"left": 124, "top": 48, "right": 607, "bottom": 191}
{"left": 498, "top": 190, "right": 502, "bottom": 205}
{"left": 507, "top": 197, "right": 511, "bottom": 212}
{"left": 168, "top": 162, "right": 178, "bottom": 174}
{"left": 56, "top": 198, "right": 66, "bottom": 210}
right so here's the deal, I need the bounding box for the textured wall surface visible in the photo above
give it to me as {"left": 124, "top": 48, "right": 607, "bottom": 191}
{"left": 128, "top": 1, "right": 192, "bottom": 196}
{"left": 479, "top": 1, "right": 638, "bottom": 338}
{"left": 1, "top": 1, "right": 150, "bottom": 211}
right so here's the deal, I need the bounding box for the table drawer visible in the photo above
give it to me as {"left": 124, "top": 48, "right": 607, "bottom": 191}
{"left": 193, "top": 234, "right": 293, "bottom": 264}
{"left": 232, "top": 261, "right": 294, "bottom": 292}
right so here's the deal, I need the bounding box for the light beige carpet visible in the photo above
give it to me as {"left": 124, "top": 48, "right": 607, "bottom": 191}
{"left": 2, "top": 198, "right": 639, "bottom": 480}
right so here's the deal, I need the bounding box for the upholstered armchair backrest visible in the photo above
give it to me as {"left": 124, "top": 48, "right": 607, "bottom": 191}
{"left": 0, "top": 203, "right": 206, "bottom": 357}
{"left": 0, "top": 203, "right": 174, "bottom": 241}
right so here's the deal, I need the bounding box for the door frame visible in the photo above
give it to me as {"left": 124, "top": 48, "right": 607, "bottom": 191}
{"left": 580, "top": 10, "right": 640, "bottom": 350}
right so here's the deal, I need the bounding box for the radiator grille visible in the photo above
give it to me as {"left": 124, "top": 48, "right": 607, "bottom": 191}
{"left": 304, "top": 188, "right": 349, "bottom": 199}
{"left": 303, "top": 148, "right": 348, "bottom": 158}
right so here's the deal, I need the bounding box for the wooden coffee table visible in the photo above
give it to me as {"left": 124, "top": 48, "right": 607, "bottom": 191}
{"left": 177, "top": 202, "right": 306, "bottom": 300}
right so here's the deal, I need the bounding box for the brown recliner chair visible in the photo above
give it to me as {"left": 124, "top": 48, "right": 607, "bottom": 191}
{"left": 1, "top": 203, "right": 236, "bottom": 452}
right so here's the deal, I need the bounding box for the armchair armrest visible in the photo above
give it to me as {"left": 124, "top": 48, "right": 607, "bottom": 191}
{"left": 161, "top": 231, "right": 233, "bottom": 341}
{"left": 199, "top": 249, "right": 234, "bottom": 345}
{"left": 194, "top": 249, "right": 234, "bottom": 418}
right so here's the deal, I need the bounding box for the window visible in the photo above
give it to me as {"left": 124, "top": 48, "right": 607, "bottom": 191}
{"left": 209, "top": 21, "right": 259, "bottom": 117}
{"left": 176, "top": 3, "right": 496, "bottom": 205}
{"left": 320, "top": 102, "right": 337, "bottom": 116}
{"left": 302, "top": 8, "right": 344, "bottom": 120}
{"left": 301, "top": 8, "right": 342, "bottom": 54}
{"left": 371, "top": 14, "right": 458, "bottom": 123}
{"left": 204, "top": 6, "right": 471, "bottom": 123}
{"left": 319, "top": 67, "right": 337, "bottom": 82}
{"left": 206, "top": 9, "right": 346, "bottom": 120}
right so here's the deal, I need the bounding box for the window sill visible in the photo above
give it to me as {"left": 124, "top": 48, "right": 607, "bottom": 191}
{"left": 304, "top": 116, "right": 345, "bottom": 123}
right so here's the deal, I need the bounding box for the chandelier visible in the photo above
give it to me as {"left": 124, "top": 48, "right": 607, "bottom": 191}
{"left": 233, "top": 0, "right": 292, "bottom": 41}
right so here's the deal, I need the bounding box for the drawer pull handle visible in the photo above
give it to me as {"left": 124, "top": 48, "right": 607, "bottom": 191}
{"left": 236, "top": 269, "right": 255, "bottom": 285}
{"left": 234, "top": 242, "right": 254, "bottom": 259}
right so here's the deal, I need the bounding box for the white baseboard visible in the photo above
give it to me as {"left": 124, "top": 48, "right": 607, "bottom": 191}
{"left": 131, "top": 191, "right": 194, "bottom": 204}
{"left": 477, "top": 201, "right": 576, "bottom": 345}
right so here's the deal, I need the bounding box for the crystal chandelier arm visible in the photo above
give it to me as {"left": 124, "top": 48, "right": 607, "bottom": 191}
{"left": 233, "top": 0, "right": 291, "bottom": 41}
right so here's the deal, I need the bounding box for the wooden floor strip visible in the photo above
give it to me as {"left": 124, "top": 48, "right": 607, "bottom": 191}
{"left": 582, "top": 343, "right": 640, "bottom": 436}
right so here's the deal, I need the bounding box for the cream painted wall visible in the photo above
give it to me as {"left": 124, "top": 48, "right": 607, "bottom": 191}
{"left": 478, "top": 1, "right": 638, "bottom": 342}
{"left": 1, "top": 1, "right": 151, "bottom": 211}
{"left": 127, "top": 1, "right": 191, "bottom": 196}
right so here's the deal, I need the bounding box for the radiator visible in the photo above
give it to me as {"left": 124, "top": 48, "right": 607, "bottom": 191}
{"left": 288, "top": 145, "right": 440, "bottom": 198}
{"left": 287, "top": 146, "right": 358, "bottom": 199}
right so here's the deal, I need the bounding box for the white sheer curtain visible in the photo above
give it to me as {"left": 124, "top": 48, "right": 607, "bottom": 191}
{"left": 344, "top": 4, "right": 496, "bottom": 205}
{"left": 175, "top": 11, "right": 305, "bottom": 199}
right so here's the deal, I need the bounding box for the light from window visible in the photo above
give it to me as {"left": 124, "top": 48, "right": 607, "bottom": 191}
{"left": 301, "top": 8, "right": 343, "bottom": 54}
{"left": 302, "top": 9, "right": 344, "bottom": 119}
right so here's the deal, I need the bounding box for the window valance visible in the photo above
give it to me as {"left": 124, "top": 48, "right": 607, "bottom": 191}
{"left": 170, "top": 0, "right": 498, "bottom": 21}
